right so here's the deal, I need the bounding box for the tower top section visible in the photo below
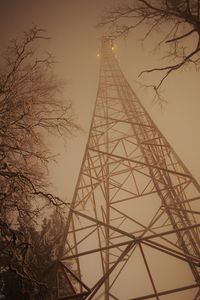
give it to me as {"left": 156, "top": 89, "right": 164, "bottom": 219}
{"left": 101, "top": 36, "right": 114, "bottom": 56}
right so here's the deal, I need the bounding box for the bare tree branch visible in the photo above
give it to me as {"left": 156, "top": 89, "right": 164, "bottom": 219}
{"left": 0, "top": 26, "right": 78, "bottom": 292}
{"left": 98, "top": 0, "right": 200, "bottom": 103}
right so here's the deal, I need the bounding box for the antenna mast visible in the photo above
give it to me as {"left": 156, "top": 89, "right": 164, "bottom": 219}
{"left": 59, "top": 37, "right": 200, "bottom": 300}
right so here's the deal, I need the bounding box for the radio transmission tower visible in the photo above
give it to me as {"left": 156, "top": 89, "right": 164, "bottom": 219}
{"left": 59, "top": 38, "right": 200, "bottom": 300}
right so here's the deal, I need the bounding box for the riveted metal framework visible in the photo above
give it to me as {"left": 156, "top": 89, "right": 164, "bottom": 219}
{"left": 60, "top": 38, "right": 200, "bottom": 300}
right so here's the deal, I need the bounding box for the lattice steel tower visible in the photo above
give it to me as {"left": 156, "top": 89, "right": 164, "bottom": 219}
{"left": 59, "top": 38, "right": 200, "bottom": 300}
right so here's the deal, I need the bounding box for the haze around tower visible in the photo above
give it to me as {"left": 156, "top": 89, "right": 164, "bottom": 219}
{"left": 0, "top": 0, "right": 199, "bottom": 200}
{"left": 0, "top": 2, "right": 200, "bottom": 298}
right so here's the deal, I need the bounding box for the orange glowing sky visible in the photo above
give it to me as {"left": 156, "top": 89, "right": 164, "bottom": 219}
{"left": 1, "top": 1, "right": 200, "bottom": 299}
{"left": 0, "top": 0, "right": 199, "bottom": 203}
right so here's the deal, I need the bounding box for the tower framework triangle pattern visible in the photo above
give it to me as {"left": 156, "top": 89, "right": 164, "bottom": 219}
{"left": 60, "top": 37, "right": 200, "bottom": 300}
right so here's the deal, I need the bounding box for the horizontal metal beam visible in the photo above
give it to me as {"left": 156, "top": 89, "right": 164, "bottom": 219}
{"left": 68, "top": 207, "right": 200, "bottom": 244}
{"left": 61, "top": 240, "right": 133, "bottom": 260}
{"left": 95, "top": 114, "right": 154, "bottom": 128}
{"left": 128, "top": 283, "right": 199, "bottom": 300}
{"left": 88, "top": 148, "right": 191, "bottom": 179}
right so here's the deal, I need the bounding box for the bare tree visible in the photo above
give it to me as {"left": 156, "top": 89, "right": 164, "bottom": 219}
{"left": 98, "top": 0, "right": 200, "bottom": 103}
{"left": 0, "top": 26, "right": 77, "bottom": 289}
{"left": 0, "top": 210, "right": 68, "bottom": 299}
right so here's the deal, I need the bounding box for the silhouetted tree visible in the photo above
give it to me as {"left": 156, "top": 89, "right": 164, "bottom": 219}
{"left": 99, "top": 0, "right": 200, "bottom": 103}
{"left": 0, "top": 211, "right": 68, "bottom": 299}
{"left": 0, "top": 26, "right": 77, "bottom": 295}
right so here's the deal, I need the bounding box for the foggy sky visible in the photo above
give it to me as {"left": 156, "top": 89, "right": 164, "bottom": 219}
{"left": 1, "top": 1, "right": 200, "bottom": 299}
{"left": 1, "top": 0, "right": 199, "bottom": 201}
